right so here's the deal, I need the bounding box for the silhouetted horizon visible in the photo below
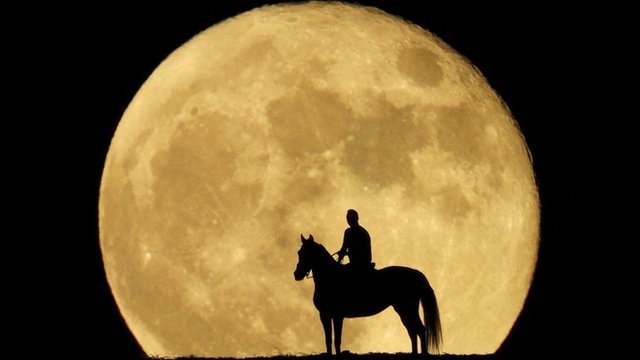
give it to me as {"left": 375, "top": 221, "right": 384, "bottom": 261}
{"left": 172, "top": 353, "right": 504, "bottom": 360}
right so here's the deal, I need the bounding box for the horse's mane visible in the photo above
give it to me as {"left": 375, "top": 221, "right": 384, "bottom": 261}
{"left": 311, "top": 241, "right": 337, "bottom": 265}
{"left": 312, "top": 241, "right": 330, "bottom": 256}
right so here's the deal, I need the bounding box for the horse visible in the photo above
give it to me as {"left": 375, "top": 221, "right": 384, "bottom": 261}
{"left": 294, "top": 234, "right": 442, "bottom": 355}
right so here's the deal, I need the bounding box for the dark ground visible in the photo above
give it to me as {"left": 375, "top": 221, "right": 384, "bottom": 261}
{"left": 174, "top": 354, "right": 502, "bottom": 360}
{"left": 25, "top": 0, "right": 615, "bottom": 358}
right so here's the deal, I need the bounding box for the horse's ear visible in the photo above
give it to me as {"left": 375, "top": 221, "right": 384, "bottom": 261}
{"left": 300, "top": 234, "right": 306, "bottom": 243}
{"left": 309, "top": 234, "right": 315, "bottom": 242}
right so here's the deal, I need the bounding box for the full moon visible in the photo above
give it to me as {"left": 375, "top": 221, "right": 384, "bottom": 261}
{"left": 100, "top": 2, "right": 539, "bottom": 357}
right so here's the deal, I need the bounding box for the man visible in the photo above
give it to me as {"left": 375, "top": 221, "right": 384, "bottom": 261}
{"left": 337, "top": 209, "right": 372, "bottom": 272}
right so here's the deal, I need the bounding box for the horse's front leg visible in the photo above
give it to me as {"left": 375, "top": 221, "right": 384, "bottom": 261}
{"left": 333, "top": 316, "right": 343, "bottom": 354}
{"left": 320, "top": 312, "right": 333, "bottom": 354}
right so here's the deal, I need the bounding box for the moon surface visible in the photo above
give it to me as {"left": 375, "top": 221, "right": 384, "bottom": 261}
{"left": 99, "top": 2, "right": 539, "bottom": 357}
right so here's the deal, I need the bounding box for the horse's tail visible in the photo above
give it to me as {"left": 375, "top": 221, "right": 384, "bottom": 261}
{"left": 422, "top": 281, "right": 442, "bottom": 354}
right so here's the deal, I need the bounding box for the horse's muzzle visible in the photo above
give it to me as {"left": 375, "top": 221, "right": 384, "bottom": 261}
{"left": 294, "top": 270, "right": 305, "bottom": 281}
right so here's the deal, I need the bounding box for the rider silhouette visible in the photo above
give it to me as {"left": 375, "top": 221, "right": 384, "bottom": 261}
{"left": 337, "top": 209, "right": 373, "bottom": 272}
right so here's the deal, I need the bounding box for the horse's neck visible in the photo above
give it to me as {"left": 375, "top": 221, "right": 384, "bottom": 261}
{"left": 312, "top": 245, "right": 337, "bottom": 277}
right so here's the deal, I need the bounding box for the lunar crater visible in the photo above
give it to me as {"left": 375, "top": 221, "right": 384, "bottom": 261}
{"left": 398, "top": 47, "right": 444, "bottom": 87}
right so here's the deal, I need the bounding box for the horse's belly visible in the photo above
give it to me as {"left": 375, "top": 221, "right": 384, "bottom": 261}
{"left": 343, "top": 303, "right": 391, "bottom": 318}
{"left": 315, "top": 293, "right": 392, "bottom": 318}
{"left": 314, "top": 267, "right": 423, "bottom": 316}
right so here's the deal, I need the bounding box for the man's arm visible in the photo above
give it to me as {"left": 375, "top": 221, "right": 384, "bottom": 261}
{"left": 337, "top": 229, "right": 349, "bottom": 263}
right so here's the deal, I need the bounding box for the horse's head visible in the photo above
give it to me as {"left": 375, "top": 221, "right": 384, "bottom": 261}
{"left": 294, "top": 234, "right": 317, "bottom": 281}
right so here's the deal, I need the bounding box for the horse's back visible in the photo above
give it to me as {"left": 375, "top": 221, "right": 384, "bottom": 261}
{"left": 377, "top": 265, "right": 426, "bottom": 277}
{"left": 374, "top": 265, "right": 429, "bottom": 290}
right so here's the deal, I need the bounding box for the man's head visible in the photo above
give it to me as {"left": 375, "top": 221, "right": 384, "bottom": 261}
{"left": 346, "top": 209, "right": 359, "bottom": 227}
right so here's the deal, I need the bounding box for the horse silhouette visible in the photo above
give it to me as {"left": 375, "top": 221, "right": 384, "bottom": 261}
{"left": 294, "top": 234, "right": 442, "bottom": 355}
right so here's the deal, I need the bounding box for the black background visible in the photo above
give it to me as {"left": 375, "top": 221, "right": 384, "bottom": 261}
{"left": 48, "top": 1, "right": 600, "bottom": 358}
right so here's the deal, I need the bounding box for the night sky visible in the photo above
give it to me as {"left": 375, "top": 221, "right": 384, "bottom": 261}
{"left": 49, "top": 1, "right": 600, "bottom": 358}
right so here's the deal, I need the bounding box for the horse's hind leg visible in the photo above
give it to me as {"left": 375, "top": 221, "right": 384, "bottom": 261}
{"left": 320, "top": 312, "right": 333, "bottom": 355}
{"left": 394, "top": 303, "right": 420, "bottom": 354}
{"left": 410, "top": 317, "right": 427, "bottom": 354}
{"left": 416, "top": 320, "right": 426, "bottom": 354}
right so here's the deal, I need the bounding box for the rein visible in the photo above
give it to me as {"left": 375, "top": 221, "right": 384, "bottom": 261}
{"left": 304, "top": 251, "right": 341, "bottom": 280}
